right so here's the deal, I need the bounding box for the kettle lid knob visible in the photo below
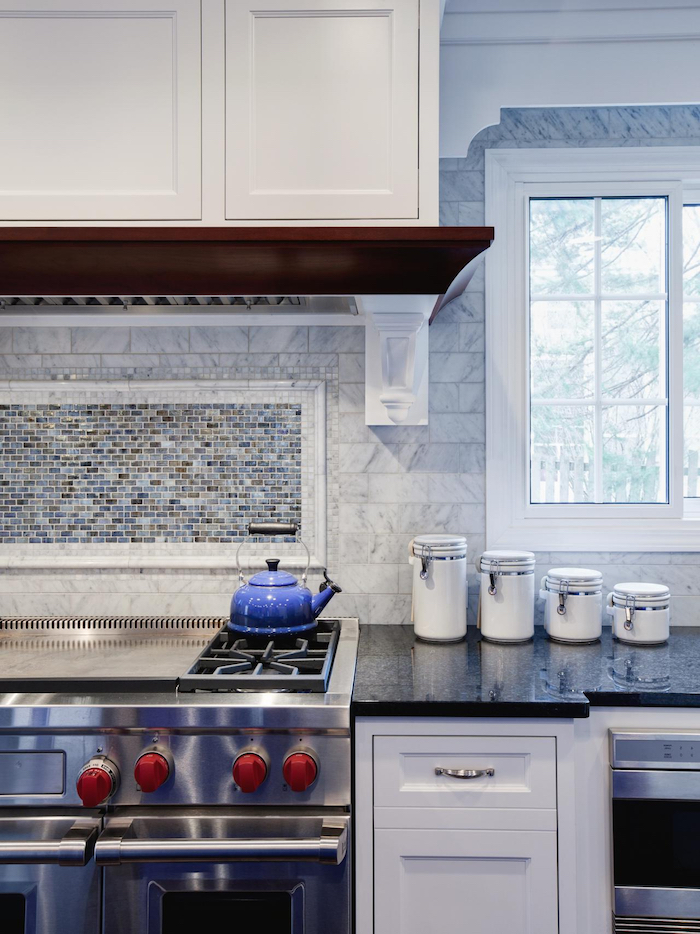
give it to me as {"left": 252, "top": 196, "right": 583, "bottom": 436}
{"left": 266, "top": 558, "right": 281, "bottom": 572}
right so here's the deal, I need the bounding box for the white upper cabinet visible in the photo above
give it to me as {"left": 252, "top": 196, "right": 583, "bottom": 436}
{"left": 224, "top": 0, "right": 422, "bottom": 221}
{"left": 0, "top": 0, "right": 202, "bottom": 221}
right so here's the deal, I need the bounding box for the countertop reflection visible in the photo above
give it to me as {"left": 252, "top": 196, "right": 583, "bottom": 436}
{"left": 352, "top": 625, "right": 700, "bottom": 717}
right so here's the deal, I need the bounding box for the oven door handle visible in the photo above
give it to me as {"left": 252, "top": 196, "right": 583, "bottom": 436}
{"left": 0, "top": 819, "right": 99, "bottom": 866}
{"left": 95, "top": 818, "right": 348, "bottom": 866}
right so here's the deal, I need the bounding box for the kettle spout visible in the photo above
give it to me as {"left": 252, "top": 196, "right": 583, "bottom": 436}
{"left": 311, "top": 572, "right": 342, "bottom": 618}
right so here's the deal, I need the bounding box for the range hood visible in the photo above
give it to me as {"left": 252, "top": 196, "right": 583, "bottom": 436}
{"left": 0, "top": 226, "right": 493, "bottom": 425}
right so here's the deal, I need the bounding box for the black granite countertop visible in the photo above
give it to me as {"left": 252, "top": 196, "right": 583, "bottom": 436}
{"left": 352, "top": 625, "right": 700, "bottom": 718}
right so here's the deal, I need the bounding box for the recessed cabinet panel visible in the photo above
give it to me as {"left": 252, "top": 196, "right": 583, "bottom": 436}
{"left": 0, "top": 0, "right": 201, "bottom": 220}
{"left": 374, "top": 735, "right": 557, "bottom": 809}
{"left": 375, "top": 829, "right": 559, "bottom": 934}
{"left": 225, "top": 0, "right": 419, "bottom": 220}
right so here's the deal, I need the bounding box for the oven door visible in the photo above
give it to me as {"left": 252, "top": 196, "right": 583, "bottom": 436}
{"left": 96, "top": 809, "right": 350, "bottom": 934}
{"left": 613, "top": 768, "right": 700, "bottom": 924}
{"left": 0, "top": 811, "right": 101, "bottom": 934}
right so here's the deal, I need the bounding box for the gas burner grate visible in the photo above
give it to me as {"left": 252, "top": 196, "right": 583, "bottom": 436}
{"left": 179, "top": 621, "right": 340, "bottom": 693}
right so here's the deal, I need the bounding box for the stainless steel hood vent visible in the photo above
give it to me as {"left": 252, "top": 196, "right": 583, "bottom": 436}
{"left": 0, "top": 295, "right": 358, "bottom": 314}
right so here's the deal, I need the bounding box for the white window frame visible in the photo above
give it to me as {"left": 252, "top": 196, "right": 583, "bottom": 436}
{"left": 485, "top": 146, "right": 700, "bottom": 552}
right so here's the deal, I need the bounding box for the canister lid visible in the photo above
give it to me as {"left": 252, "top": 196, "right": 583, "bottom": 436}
{"left": 480, "top": 549, "right": 535, "bottom": 571}
{"left": 546, "top": 567, "right": 603, "bottom": 588}
{"left": 612, "top": 581, "right": 670, "bottom": 602}
{"left": 412, "top": 534, "right": 467, "bottom": 558}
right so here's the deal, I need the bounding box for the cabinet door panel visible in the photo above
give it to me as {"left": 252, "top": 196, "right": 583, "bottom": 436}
{"left": 0, "top": 0, "right": 201, "bottom": 220}
{"left": 225, "top": 0, "right": 418, "bottom": 220}
{"left": 375, "top": 829, "right": 558, "bottom": 934}
{"left": 374, "top": 735, "right": 557, "bottom": 810}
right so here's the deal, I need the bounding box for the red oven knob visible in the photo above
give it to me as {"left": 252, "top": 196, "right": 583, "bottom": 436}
{"left": 77, "top": 758, "right": 119, "bottom": 807}
{"left": 233, "top": 753, "right": 267, "bottom": 793}
{"left": 134, "top": 752, "right": 170, "bottom": 793}
{"left": 283, "top": 753, "right": 318, "bottom": 792}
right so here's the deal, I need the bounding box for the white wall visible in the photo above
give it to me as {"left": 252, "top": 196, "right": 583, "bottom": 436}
{"left": 440, "top": 0, "right": 700, "bottom": 157}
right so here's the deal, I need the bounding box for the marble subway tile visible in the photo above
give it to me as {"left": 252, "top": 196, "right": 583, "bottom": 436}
{"left": 339, "top": 413, "right": 369, "bottom": 443}
{"left": 309, "top": 326, "right": 364, "bottom": 353}
{"left": 428, "top": 473, "right": 485, "bottom": 504}
{"left": 429, "top": 352, "right": 484, "bottom": 383}
{"left": 459, "top": 323, "right": 485, "bottom": 353}
{"left": 429, "top": 383, "right": 460, "bottom": 413}
{"left": 42, "top": 354, "right": 100, "bottom": 368}
{"left": 369, "top": 424, "right": 430, "bottom": 444}
{"left": 191, "top": 326, "right": 249, "bottom": 353}
{"left": 278, "top": 353, "right": 337, "bottom": 368}
{"left": 398, "top": 443, "right": 460, "bottom": 473}
{"left": 14, "top": 327, "right": 71, "bottom": 353}
{"left": 398, "top": 563, "right": 413, "bottom": 594}
{"left": 131, "top": 327, "right": 189, "bottom": 353}
{"left": 339, "top": 383, "right": 365, "bottom": 413}
{"left": 440, "top": 170, "right": 485, "bottom": 202}
{"left": 428, "top": 320, "right": 461, "bottom": 352}
{"left": 101, "top": 354, "right": 161, "bottom": 367}
{"left": 669, "top": 105, "right": 700, "bottom": 138}
{"left": 435, "top": 291, "right": 484, "bottom": 324}
{"left": 430, "top": 412, "right": 485, "bottom": 444}
{"left": 159, "top": 354, "right": 219, "bottom": 368}
{"left": 439, "top": 202, "right": 458, "bottom": 225}
{"left": 369, "top": 534, "right": 410, "bottom": 565}
{"left": 339, "top": 533, "right": 370, "bottom": 565}
{"left": 339, "top": 503, "right": 401, "bottom": 533}
{"left": 338, "top": 473, "right": 369, "bottom": 503}
{"left": 368, "top": 594, "right": 412, "bottom": 625}
{"left": 398, "top": 503, "right": 485, "bottom": 534}
{"left": 460, "top": 443, "right": 485, "bottom": 473}
{"left": 338, "top": 353, "right": 365, "bottom": 382}
{"left": 0, "top": 329, "right": 11, "bottom": 353}
{"left": 368, "top": 473, "right": 428, "bottom": 503}
{"left": 458, "top": 201, "right": 485, "bottom": 225}
{"left": 72, "top": 328, "right": 130, "bottom": 353}
{"left": 499, "top": 107, "right": 610, "bottom": 140}
{"left": 0, "top": 354, "right": 42, "bottom": 369}
{"left": 342, "top": 564, "right": 399, "bottom": 594}
{"left": 339, "top": 442, "right": 400, "bottom": 473}
{"left": 458, "top": 383, "right": 485, "bottom": 413}
{"left": 326, "top": 592, "right": 368, "bottom": 621}
{"left": 669, "top": 597, "right": 700, "bottom": 626}
{"left": 218, "top": 353, "right": 279, "bottom": 366}
{"left": 249, "top": 326, "right": 308, "bottom": 353}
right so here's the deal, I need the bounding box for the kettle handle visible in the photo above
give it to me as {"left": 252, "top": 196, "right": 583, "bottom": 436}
{"left": 235, "top": 522, "right": 310, "bottom": 584}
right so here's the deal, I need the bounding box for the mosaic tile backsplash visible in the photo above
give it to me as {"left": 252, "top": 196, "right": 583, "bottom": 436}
{"left": 0, "top": 401, "right": 302, "bottom": 544}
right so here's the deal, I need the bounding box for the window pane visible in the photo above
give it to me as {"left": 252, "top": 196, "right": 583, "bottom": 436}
{"left": 683, "top": 300, "right": 700, "bottom": 401}
{"left": 684, "top": 406, "right": 700, "bottom": 497}
{"left": 600, "top": 197, "right": 666, "bottom": 294}
{"left": 684, "top": 204, "right": 700, "bottom": 296}
{"left": 531, "top": 301, "right": 594, "bottom": 399}
{"left": 601, "top": 405, "right": 666, "bottom": 503}
{"left": 601, "top": 300, "right": 664, "bottom": 400}
{"left": 531, "top": 405, "right": 594, "bottom": 503}
{"left": 530, "top": 199, "right": 594, "bottom": 296}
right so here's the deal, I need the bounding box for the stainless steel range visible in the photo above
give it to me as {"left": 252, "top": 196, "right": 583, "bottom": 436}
{"left": 0, "top": 615, "right": 358, "bottom": 934}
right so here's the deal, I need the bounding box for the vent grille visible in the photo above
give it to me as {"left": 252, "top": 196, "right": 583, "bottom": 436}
{"left": 0, "top": 295, "right": 358, "bottom": 314}
{"left": 615, "top": 917, "right": 700, "bottom": 932}
{"left": 0, "top": 616, "right": 227, "bottom": 632}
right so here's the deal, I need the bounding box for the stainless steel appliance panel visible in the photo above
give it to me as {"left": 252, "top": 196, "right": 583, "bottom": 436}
{"left": 100, "top": 809, "right": 350, "bottom": 934}
{"left": 0, "top": 753, "right": 64, "bottom": 796}
{"left": 0, "top": 811, "right": 101, "bottom": 934}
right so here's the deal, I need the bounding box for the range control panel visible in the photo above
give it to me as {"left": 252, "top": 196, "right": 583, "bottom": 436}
{"left": 612, "top": 732, "right": 700, "bottom": 769}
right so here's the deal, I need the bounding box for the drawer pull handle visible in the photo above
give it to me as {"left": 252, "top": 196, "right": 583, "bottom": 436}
{"left": 434, "top": 767, "right": 495, "bottom": 780}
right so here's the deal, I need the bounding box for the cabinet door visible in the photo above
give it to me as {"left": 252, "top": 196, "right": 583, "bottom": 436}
{"left": 375, "top": 828, "right": 559, "bottom": 934}
{"left": 225, "top": 0, "right": 419, "bottom": 220}
{"left": 0, "top": 0, "right": 201, "bottom": 221}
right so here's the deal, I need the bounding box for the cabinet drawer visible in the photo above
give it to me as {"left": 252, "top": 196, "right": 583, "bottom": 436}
{"left": 373, "top": 735, "right": 556, "bottom": 809}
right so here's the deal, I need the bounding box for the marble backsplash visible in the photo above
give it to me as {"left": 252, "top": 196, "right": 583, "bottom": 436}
{"left": 3, "top": 105, "right": 700, "bottom": 624}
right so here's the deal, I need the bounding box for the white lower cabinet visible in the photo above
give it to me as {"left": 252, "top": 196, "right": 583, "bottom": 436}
{"left": 374, "top": 827, "right": 559, "bottom": 934}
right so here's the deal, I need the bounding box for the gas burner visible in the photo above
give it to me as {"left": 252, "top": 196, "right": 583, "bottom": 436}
{"left": 179, "top": 620, "right": 341, "bottom": 693}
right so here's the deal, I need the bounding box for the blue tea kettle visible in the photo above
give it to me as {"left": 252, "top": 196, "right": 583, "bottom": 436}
{"left": 229, "top": 522, "right": 342, "bottom": 639}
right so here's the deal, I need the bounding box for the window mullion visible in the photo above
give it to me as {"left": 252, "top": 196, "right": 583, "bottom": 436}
{"left": 593, "top": 197, "right": 604, "bottom": 503}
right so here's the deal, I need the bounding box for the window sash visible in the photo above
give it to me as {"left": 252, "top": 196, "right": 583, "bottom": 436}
{"left": 484, "top": 146, "right": 700, "bottom": 551}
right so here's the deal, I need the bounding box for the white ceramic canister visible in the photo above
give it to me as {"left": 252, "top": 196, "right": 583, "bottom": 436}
{"left": 606, "top": 582, "right": 670, "bottom": 646}
{"left": 477, "top": 550, "right": 535, "bottom": 643}
{"left": 540, "top": 567, "right": 603, "bottom": 644}
{"left": 409, "top": 535, "right": 468, "bottom": 643}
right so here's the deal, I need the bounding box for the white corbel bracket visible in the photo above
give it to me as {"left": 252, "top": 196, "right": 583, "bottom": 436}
{"left": 358, "top": 294, "right": 438, "bottom": 426}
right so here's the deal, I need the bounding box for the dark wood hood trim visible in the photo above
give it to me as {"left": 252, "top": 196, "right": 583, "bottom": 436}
{"left": 0, "top": 227, "right": 493, "bottom": 299}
